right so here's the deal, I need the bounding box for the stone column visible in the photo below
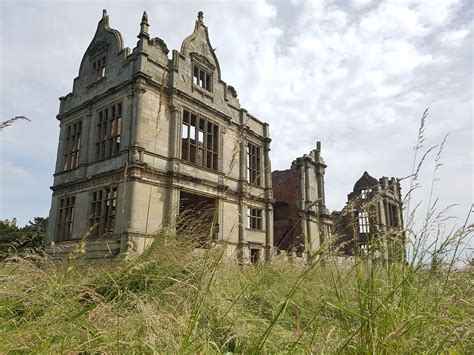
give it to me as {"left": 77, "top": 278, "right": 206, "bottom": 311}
{"left": 263, "top": 124, "right": 273, "bottom": 261}
{"left": 164, "top": 103, "right": 182, "bottom": 229}
{"left": 131, "top": 79, "right": 147, "bottom": 148}
{"left": 237, "top": 109, "right": 248, "bottom": 262}
{"left": 304, "top": 158, "right": 313, "bottom": 250}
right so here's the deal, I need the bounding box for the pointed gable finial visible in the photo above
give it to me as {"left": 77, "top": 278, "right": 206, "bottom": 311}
{"left": 197, "top": 11, "right": 204, "bottom": 23}
{"left": 142, "top": 11, "right": 149, "bottom": 24}
{"left": 139, "top": 10, "right": 150, "bottom": 38}
{"left": 101, "top": 9, "right": 109, "bottom": 25}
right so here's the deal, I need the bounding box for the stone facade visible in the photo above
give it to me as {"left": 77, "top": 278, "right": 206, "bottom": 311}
{"left": 45, "top": 9, "right": 404, "bottom": 263}
{"left": 46, "top": 11, "right": 273, "bottom": 262}
{"left": 332, "top": 171, "right": 405, "bottom": 260}
{"left": 272, "top": 142, "right": 332, "bottom": 256}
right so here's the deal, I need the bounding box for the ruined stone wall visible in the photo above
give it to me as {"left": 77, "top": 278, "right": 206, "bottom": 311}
{"left": 272, "top": 166, "right": 302, "bottom": 251}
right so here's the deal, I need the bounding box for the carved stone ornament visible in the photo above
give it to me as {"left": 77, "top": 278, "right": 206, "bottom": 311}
{"left": 132, "top": 148, "right": 141, "bottom": 162}
{"left": 190, "top": 52, "right": 216, "bottom": 71}
{"left": 227, "top": 85, "right": 238, "bottom": 98}
{"left": 87, "top": 41, "right": 110, "bottom": 57}
{"left": 124, "top": 237, "right": 137, "bottom": 261}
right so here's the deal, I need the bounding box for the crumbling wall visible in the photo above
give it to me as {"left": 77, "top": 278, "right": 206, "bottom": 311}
{"left": 272, "top": 165, "right": 302, "bottom": 251}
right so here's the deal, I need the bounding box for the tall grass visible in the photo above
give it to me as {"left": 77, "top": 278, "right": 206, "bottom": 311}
{"left": 1, "top": 109, "right": 472, "bottom": 352}
{"left": 0, "top": 220, "right": 472, "bottom": 352}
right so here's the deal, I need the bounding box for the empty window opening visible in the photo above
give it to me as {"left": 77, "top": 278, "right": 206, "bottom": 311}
{"left": 63, "top": 121, "right": 81, "bottom": 171}
{"left": 181, "top": 109, "right": 219, "bottom": 170}
{"left": 247, "top": 208, "right": 263, "bottom": 230}
{"left": 250, "top": 248, "right": 261, "bottom": 264}
{"left": 358, "top": 211, "right": 370, "bottom": 234}
{"left": 193, "top": 65, "right": 212, "bottom": 92}
{"left": 178, "top": 192, "right": 218, "bottom": 247}
{"left": 387, "top": 203, "right": 399, "bottom": 227}
{"left": 360, "top": 188, "right": 371, "bottom": 199}
{"left": 56, "top": 196, "right": 75, "bottom": 241}
{"left": 247, "top": 143, "right": 262, "bottom": 186}
{"left": 89, "top": 186, "right": 117, "bottom": 237}
{"left": 92, "top": 56, "right": 106, "bottom": 80}
{"left": 95, "top": 102, "right": 122, "bottom": 160}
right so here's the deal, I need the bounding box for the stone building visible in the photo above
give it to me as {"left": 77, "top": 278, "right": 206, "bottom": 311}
{"left": 332, "top": 171, "right": 405, "bottom": 260}
{"left": 272, "top": 142, "right": 332, "bottom": 256}
{"left": 1, "top": 218, "right": 17, "bottom": 228}
{"left": 46, "top": 10, "right": 273, "bottom": 262}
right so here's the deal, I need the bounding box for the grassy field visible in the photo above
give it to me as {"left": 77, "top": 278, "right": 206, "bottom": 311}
{"left": 1, "top": 229, "right": 472, "bottom": 353}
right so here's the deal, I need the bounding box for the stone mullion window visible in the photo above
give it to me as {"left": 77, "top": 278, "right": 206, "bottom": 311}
{"left": 95, "top": 103, "right": 122, "bottom": 160}
{"left": 92, "top": 56, "right": 106, "bottom": 81}
{"left": 247, "top": 143, "right": 262, "bottom": 186}
{"left": 358, "top": 211, "right": 370, "bottom": 234}
{"left": 193, "top": 65, "right": 212, "bottom": 92}
{"left": 63, "top": 121, "right": 81, "bottom": 171}
{"left": 90, "top": 186, "right": 117, "bottom": 237}
{"left": 56, "top": 196, "right": 75, "bottom": 241}
{"left": 247, "top": 208, "right": 263, "bottom": 230}
{"left": 181, "top": 109, "right": 219, "bottom": 170}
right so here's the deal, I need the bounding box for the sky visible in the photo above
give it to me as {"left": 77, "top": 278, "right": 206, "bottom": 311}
{"left": 0, "top": 0, "right": 472, "bottom": 252}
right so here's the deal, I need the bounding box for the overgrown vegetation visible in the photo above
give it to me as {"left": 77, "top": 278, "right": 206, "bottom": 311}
{"left": 1, "top": 110, "right": 472, "bottom": 352}
{"left": 0, "top": 217, "right": 47, "bottom": 259}
{"left": 0, "top": 221, "right": 472, "bottom": 353}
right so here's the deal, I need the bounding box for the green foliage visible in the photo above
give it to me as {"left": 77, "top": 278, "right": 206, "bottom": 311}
{"left": 0, "top": 229, "right": 472, "bottom": 353}
{"left": 0, "top": 217, "right": 47, "bottom": 259}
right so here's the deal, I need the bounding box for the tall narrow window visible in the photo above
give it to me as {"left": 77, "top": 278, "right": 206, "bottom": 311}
{"left": 247, "top": 143, "right": 262, "bottom": 186}
{"left": 388, "top": 203, "right": 399, "bottom": 227}
{"left": 181, "top": 109, "right": 219, "bottom": 170}
{"left": 192, "top": 65, "right": 212, "bottom": 92}
{"left": 247, "top": 208, "right": 263, "bottom": 230}
{"left": 89, "top": 186, "right": 117, "bottom": 237}
{"left": 358, "top": 211, "right": 370, "bottom": 234}
{"left": 63, "top": 121, "right": 81, "bottom": 171}
{"left": 92, "top": 57, "right": 106, "bottom": 80}
{"left": 56, "top": 196, "right": 75, "bottom": 241}
{"left": 95, "top": 102, "right": 122, "bottom": 160}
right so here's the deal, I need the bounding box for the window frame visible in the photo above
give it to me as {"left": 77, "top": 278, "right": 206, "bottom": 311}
{"left": 247, "top": 142, "right": 262, "bottom": 186}
{"left": 181, "top": 109, "right": 219, "bottom": 171}
{"left": 89, "top": 186, "right": 118, "bottom": 237}
{"left": 63, "top": 120, "right": 82, "bottom": 171}
{"left": 95, "top": 102, "right": 122, "bottom": 161}
{"left": 358, "top": 211, "right": 370, "bottom": 234}
{"left": 56, "top": 195, "right": 76, "bottom": 241}
{"left": 192, "top": 64, "right": 213, "bottom": 92}
{"left": 247, "top": 208, "right": 263, "bottom": 230}
{"left": 92, "top": 56, "right": 106, "bottom": 81}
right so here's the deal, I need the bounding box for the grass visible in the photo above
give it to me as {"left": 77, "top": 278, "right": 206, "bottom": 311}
{"left": 0, "top": 227, "right": 472, "bottom": 353}
{"left": 1, "top": 110, "right": 472, "bottom": 353}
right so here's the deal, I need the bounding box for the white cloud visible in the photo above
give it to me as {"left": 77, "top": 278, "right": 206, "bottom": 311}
{"left": 439, "top": 28, "right": 470, "bottom": 46}
{"left": 0, "top": 0, "right": 471, "bottom": 233}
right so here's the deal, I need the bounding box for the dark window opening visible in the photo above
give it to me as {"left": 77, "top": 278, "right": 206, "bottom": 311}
{"left": 181, "top": 109, "right": 219, "bottom": 170}
{"left": 178, "top": 192, "right": 218, "bottom": 247}
{"left": 193, "top": 65, "right": 212, "bottom": 92}
{"left": 63, "top": 121, "right": 81, "bottom": 171}
{"left": 95, "top": 102, "right": 122, "bottom": 160}
{"left": 89, "top": 186, "right": 117, "bottom": 237}
{"left": 56, "top": 196, "right": 75, "bottom": 241}
{"left": 250, "top": 248, "right": 261, "bottom": 264}
{"left": 387, "top": 203, "right": 399, "bottom": 227}
{"left": 247, "top": 143, "right": 262, "bottom": 186}
{"left": 92, "top": 57, "right": 106, "bottom": 81}
{"left": 247, "top": 208, "right": 263, "bottom": 230}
